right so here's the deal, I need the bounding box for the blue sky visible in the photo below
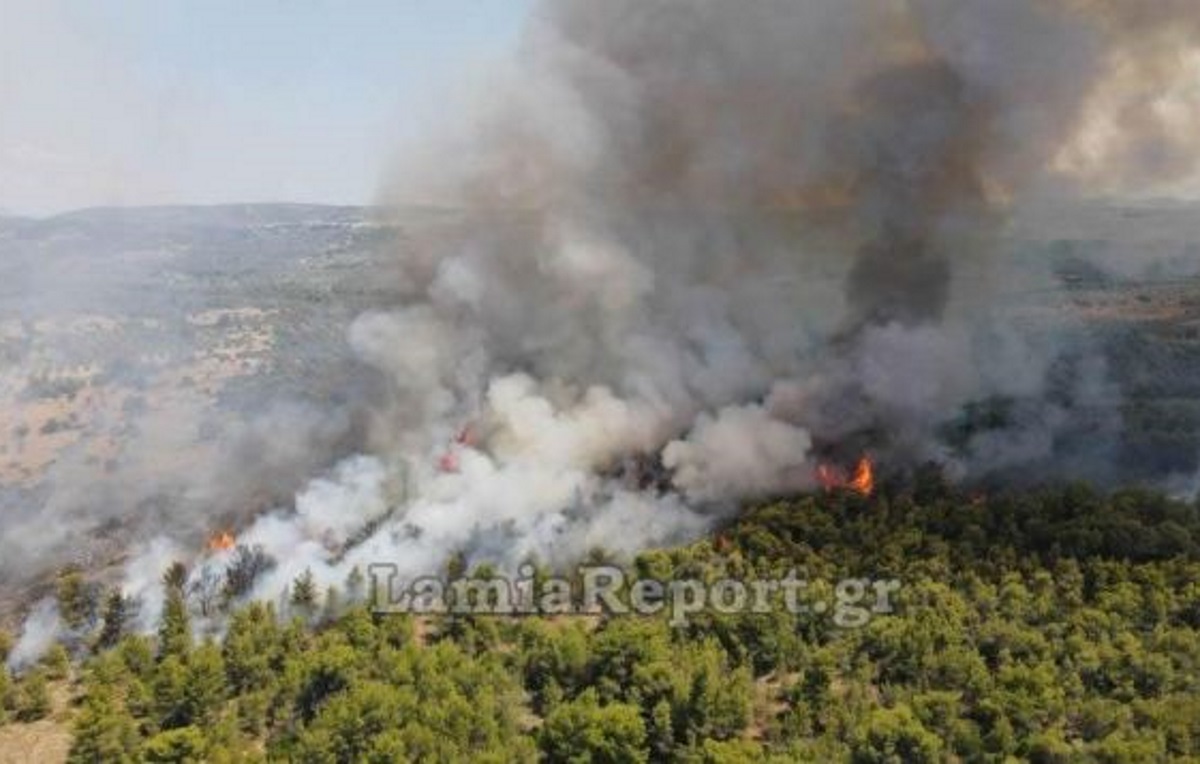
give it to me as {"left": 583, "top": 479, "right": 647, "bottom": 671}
{"left": 0, "top": 1, "right": 534, "bottom": 214}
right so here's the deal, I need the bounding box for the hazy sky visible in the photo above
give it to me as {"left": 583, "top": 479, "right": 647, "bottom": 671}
{"left": 0, "top": 0, "right": 533, "bottom": 215}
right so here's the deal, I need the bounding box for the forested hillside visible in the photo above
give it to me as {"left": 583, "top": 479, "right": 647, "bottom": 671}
{"left": 2, "top": 476, "right": 1199, "bottom": 762}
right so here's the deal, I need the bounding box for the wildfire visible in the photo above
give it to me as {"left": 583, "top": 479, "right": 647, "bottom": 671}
{"left": 207, "top": 530, "right": 236, "bottom": 552}
{"left": 815, "top": 455, "right": 875, "bottom": 496}
{"left": 438, "top": 423, "right": 478, "bottom": 473}
{"left": 438, "top": 450, "right": 460, "bottom": 473}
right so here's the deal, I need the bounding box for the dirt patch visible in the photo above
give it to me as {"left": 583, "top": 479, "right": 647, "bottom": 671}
{"left": 0, "top": 718, "right": 71, "bottom": 764}
{"left": 0, "top": 682, "right": 74, "bottom": 764}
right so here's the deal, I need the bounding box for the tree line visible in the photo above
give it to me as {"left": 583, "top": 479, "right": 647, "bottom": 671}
{"left": 0, "top": 475, "right": 1197, "bottom": 761}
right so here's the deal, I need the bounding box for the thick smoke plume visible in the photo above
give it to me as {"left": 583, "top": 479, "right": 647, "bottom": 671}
{"left": 177, "top": 0, "right": 1200, "bottom": 605}
{"left": 373, "top": 0, "right": 1200, "bottom": 477}
{"left": 9, "top": 0, "right": 1200, "bottom": 656}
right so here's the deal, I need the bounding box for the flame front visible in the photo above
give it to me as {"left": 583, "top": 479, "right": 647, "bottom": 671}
{"left": 848, "top": 456, "right": 874, "bottom": 496}
{"left": 815, "top": 455, "right": 874, "bottom": 496}
{"left": 207, "top": 530, "right": 235, "bottom": 552}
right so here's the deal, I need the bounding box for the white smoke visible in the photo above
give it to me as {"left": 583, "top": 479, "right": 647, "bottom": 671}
{"left": 7, "top": 598, "right": 61, "bottom": 672}
{"left": 66, "top": 0, "right": 1200, "bottom": 647}
{"left": 663, "top": 405, "right": 812, "bottom": 503}
{"left": 122, "top": 536, "right": 189, "bottom": 635}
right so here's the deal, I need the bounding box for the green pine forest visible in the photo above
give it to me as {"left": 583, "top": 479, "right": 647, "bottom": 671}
{"left": 3, "top": 473, "right": 1200, "bottom": 763}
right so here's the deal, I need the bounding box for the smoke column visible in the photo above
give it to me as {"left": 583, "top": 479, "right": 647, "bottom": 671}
{"left": 219, "top": 0, "right": 1200, "bottom": 596}
{"left": 11, "top": 0, "right": 1200, "bottom": 660}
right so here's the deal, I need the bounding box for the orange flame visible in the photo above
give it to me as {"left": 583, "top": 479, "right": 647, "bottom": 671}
{"left": 207, "top": 531, "right": 235, "bottom": 552}
{"left": 437, "top": 423, "right": 477, "bottom": 473}
{"left": 815, "top": 455, "right": 874, "bottom": 496}
{"left": 438, "top": 450, "right": 460, "bottom": 473}
{"left": 848, "top": 455, "right": 874, "bottom": 496}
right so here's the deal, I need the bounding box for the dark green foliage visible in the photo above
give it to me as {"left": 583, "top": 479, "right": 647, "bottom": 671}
{"left": 56, "top": 566, "right": 99, "bottom": 632}
{"left": 157, "top": 565, "right": 191, "bottom": 662}
{"left": 12, "top": 668, "right": 51, "bottom": 722}
{"left": 156, "top": 591, "right": 190, "bottom": 663}
{"left": 14, "top": 482, "right": 1200, "bottom": 762}
{"left": 152, "top": 655, "right": 188, "bottom": 729}
{"left": 850, "top": 705, "right": 943, "bottom": 763}
{"left": 344, "top": 566, "right": 365, "bottom": 605}
{"left": 140, "top": 725, "right": 207, "bottom": 763}
{"left": 222, "top": 602, "right": 281, "bottom": 695}
{"left": 290, "top": 568, "right": 318, "bottom": 619}
{"left": 541, "top": 689, "right": 647, "bottom": 763}
{"left": 181, "top": 642, "right": 225, "bottom": 726}
{"left": 41, "top": 643, "right": 71, "bottom": 681}
{"left": 94, "top": 588, "right": 133, "bottom": 652}
{"left": 68, "top": 687, "right": 139, "bottom": 764}
{"left": 0, "top": 629, "right": 12, "bottom": 665}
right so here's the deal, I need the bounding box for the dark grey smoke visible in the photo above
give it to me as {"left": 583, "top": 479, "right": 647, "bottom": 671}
{"left": 528, "top": 0, "right": 1199, "bottom": 329}
{"left": 838, "top": 60, "right": 981, "bottom": 328}
{"left": 10, "top": 0, "right": 1200, "bottom": 661}
{"left": 383, "top": 0, "right": 1200, "bottom": 471}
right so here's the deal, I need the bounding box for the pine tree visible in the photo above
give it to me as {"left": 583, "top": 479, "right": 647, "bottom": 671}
{"left": 290, "top": 568, "right": 318, "bottom": 618}
{"left": 222, "top": 544, "right": 275, "bottom": 602}
{"left": 0, "top": 628, "right": 13, "bottom": 664}
{"left": 140, "top": 726, "right": 207, "bottom": 763}
{"left": 95, "top": 589, "right": 130, "bottom": 652}
{"left": 41, "top": 643, "right": 71, "bottom": 681}
{"left": 162, "top": 562, "right": 187, "bottom": 593}
{"left": 345, "top": 566, "right": 365, "bottom": 604}
{"left": 321, "top": 585, "right": 341, "bottom": 624}
{"left": 56, "top": 566, "right": 96, "bottom": 631}
{"left": 540, "top": 689, "right": 648, "bottom": 763}
{"left": 223, "top": 602, "right": 280, "bottom": 695}
{"left": 13, "top": 668, "right": 52, "bottom": 722}
{"left": 182, "top": 642, "right": 226, "bottom": 726}
{"left": 152, "top": 655, "right": 188, "bottom": 730}
{"left": 187, "top": 566, "right": 222, "bottom": 618}
{"left": 68, "top": 688, "right": 139, "bottom": 764}
{"left": 157, "top": 564, "right": 191, "bottom": 661}
{"left": 446, "top": 550, "right": 468, "bottom": 580}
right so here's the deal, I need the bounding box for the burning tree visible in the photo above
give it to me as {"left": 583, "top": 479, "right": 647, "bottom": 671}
{"left": 815, "top": 455, "right": 875, "bottom": 497}
{"left": 222, "top": 544, "right": 277, "bottom": 603}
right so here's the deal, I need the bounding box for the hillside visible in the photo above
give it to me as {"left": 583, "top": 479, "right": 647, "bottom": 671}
{"left": 4, "top": 203, "right": 1200, "bottom": 600}
{"left": 0, "top": 480, "right": 1197, "bottom": 762}
{"left": 4, "top": 204, "right": 1200, "bottom": 761}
